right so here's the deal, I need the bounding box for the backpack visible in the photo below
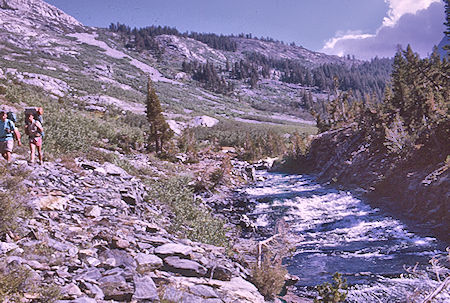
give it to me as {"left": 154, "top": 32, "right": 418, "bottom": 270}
{"left": 6, "top": 111, "right": 16, "bottom": 123}
{"left": 24, "top": 107, "right": 44, "bottom": 137}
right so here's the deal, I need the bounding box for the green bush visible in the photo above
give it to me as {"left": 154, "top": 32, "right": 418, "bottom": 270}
{"left": 0, "top": 263, "right": 61, "bottom": 302}
{"left": 2, "top": 83, "right": 146, "bottom": 156}
{"left": 251, "top": 252, "right": 288, "bottom": 300}
{"left": 192, "top": 120, "right": 314, "bottom": 161}
{"left": 314, "top": 272, "right": 348, "bottom": 303}
{"left": 0, "top": 166, "right": 30, "bottom": 237}
{"left": 147, "top": 177, "right": 228, "bottom": 246}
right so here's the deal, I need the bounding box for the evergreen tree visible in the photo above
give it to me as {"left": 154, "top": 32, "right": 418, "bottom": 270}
{"left": 146, "top": 77, "right": 173, "bottom": 153}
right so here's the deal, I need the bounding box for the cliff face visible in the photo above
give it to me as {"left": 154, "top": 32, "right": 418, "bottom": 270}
{"left": 275, "top": 126, "right": 449, "bottom": 242}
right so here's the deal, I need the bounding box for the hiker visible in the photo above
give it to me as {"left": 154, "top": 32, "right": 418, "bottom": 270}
{"left": 0, "top": 109, "right": 22, "bottom": 163}
{"left": 24, "top": 112, "right": 44, "bottom": 165}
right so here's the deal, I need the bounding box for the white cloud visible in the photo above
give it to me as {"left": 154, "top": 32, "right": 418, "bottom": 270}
{"left": 322, "top": 0, "right": 445, "bottom": 59}
{"left": 383, "top": 0, "right": 440, "bottom": 27}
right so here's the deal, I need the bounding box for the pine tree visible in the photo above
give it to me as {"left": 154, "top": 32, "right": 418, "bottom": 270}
{"left": 146, "top": 77, "right": 173, "bottom": 153}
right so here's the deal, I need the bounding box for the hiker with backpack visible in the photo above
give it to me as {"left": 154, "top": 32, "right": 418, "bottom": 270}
{"left": 0, "top": 108, "right": 22, "bottom": 164}
{"left": 24, "top": 111, "right": 44, "bottom": 165}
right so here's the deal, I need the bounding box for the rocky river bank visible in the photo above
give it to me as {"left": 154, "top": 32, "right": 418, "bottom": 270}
{"left": 0, "top": 156, "right": 270, "bottom": 303}
{"left": 0, "top": 153, "right": 308, "bottom": 303}
{"left": 272, "top": 126, "right": 449, "bottom": 243}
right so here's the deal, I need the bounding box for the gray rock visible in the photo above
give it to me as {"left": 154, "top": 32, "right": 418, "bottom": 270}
{"left": 209, "top": 266, "right": 233, "bottom": 281}
{"left": 62, "top": 283, "right": 82, "bottom": 297}
{"left": 155, "top": 243, "right": 192, "bottom": 258}
{"left": 70, "top": 298, "right": 98, "bottom": 303}
{"left": 98, "top": 271, "right": 126, "bottom": 284}
{"left": 101, "top": 281, "right": 134, "bottom": 302}
{"left": 133, "top": 275, "right": 159, "bottom": 301}
{"left": 79, "top": 281, "right": 104, "bottom": 300}
{"left": 0, "top": 242, "right": 20, "bottom": 254}
{"left": 135, "top": 253, "right": 163, "bottom": 273}
{"left": 164, "top": 256, "right": 207, "bottom": 277}
{"left": 84, "top": 205, "right": 101, "bottom": 217}
{"left": 112, "top": 237, "right": 131, "bottom": 249}
{"left": 99, "top": 249, "right": 136, "bottom": 269}
{"left": 162, "top": 286, "right": 183, "bottom": 302}
{"left": 180, "top": 293, "right": 204, "bottom": 303}
{"left": 142, "top": 235, "right": 171, "bottom": 246}
{"left": 189, "top": 284, "right": 219, "bottom": 298}
{"left": 75, "top": 267, "right": 102, "bottom": 282}
{"left": 104, "top": 162, "right": 128, "bottom": 176}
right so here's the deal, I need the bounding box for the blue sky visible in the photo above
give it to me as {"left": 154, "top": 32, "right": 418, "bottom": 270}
{"left": 45, "top": 0, "right": 446, "bottom": 60}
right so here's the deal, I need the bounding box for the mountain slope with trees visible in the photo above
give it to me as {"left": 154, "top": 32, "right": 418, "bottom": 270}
{"left": 275, "top": 44, "right": 449, "bottom": 241}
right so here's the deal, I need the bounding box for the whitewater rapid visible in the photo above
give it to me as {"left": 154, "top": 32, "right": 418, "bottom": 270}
{"left": 242, "top": 171, "right": 449, "bottom": 302}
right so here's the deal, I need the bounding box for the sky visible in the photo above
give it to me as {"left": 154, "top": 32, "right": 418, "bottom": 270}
{"left": 45, "top": 0, "right": 446, "bottom": 60}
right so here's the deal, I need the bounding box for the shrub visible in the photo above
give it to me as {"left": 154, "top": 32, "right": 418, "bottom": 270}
{"left": 191, "top": 120, "right": 313, "bottom": 161}
{"left": 0, "top": 264, "right": 32, "bottom": 301}
{"left": 0, "top": 263, "right": 61, "bottom": 302}
{"left": 251, "top": 220, "right": 293, "bottom": 300}
{"left": 0, "top": 166, "right": 30, "bottom": 237}
{"left": 314, "top": 272, "right": 348, "bottom": 303}
{"left": 251, "top": 252, "right": 288, "bottom": 300}
{"left": 147, "top": 177, "right": 228, "bottom": 246}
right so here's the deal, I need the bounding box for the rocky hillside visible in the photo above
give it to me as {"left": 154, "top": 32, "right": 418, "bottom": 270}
{"left": 1, "top": 152, "right": 281, "bottom": 302}
{"left": 0, "top": 0, "right": 394, "bottom": 132}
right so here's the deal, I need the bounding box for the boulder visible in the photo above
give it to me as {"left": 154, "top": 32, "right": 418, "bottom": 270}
{"left": 163, "top": 256, "right": 207, "bottom": 277}
{"left": 135, "top": 253, "right": 163, "bottom": 273}
{"left": 189, "top": 284, "right": 219, "bottom": 298}
{"left": 133, "top": 275, "right": 159, "bottom": 301}
{"left": 84, "top": 205, "right": 101, "bottom": 218}
{"left": 32, "top": 195, "right": 68, "bottom": 211}
{"left": 154, "top": 243, "right": 193, "bottom": 258}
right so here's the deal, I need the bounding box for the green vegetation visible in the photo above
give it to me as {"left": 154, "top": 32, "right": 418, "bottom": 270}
{"left": 313, "top": 46, "right": 449, "bottom": 160}
{"left": 192, "top": 120, "right": 315, "bottom": 161}
{"left": 146, "top": 77, "right": 173, "bottom": 153}
{"left": 0, "top": 165, "right": 30, "bottom": 237}
{"left": 314, "top": 272, "right": 348, "bottom": 303}
{"left": 251, "top": 252, "right": 288, "bottom": 300}
{"left": 2, "top": 82, "right": 146, "bottom": 156}
{"left": 147, "top": 177, "right": 228, "bottom": 247}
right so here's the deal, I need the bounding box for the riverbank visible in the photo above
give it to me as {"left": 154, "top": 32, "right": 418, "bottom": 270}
{"left": 272, "top": 126, "right": 449, "bottom": 243}
{"left": 1, "top": 149, "right": 308, "bottom": 302}
{"left": 236, "top": 170, "right": 449, "bottom": 303}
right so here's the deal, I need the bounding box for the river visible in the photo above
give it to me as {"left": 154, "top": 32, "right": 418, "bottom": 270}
{"left": 241, "top": 171, "right": 449, "bottom": 302}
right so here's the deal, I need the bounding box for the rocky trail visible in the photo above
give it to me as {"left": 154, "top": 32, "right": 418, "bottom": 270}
{"left": 0, "top": 156, "right": 272, "bottom": 303}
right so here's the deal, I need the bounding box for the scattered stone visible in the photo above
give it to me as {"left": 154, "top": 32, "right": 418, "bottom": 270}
{"left": 112, "top": 237, "right": 130, "bottom": 249}
{"left": 101, "top": 281, "right": 134, "bottom": 302}
{"left": 0, "top": 242, "right": 20, "bottom": 254}
{"left": 62, "top": 283, "right": 83, "bottom": 298}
